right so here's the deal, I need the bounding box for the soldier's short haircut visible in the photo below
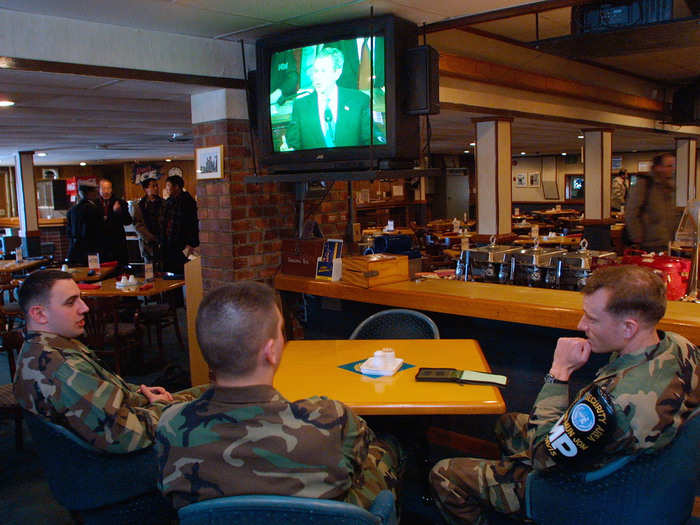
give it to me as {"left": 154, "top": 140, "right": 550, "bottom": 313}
{"left": 582, "top": 265, "right": 666, "bottom": 325}
{"left": 18, "top": 269, "right": 74, "bottom": 314}
{"left": 196, "top": 281, "right": 279, "bottom": 376}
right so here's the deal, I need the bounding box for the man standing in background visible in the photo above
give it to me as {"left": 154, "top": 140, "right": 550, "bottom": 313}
{"left": 97, "top": 178, "right": 133, "bottom": 266}
{"left": 625, "top": 153, "right": 678, "bottom": 252}
{"left": 161, "top": 175, "right": 198, "bottom": 275}
{"left": 133, "top": 177, "right": 163, "bottom": 267}
{"left": 66, "top": 182, "right": 103, "bottom": 266}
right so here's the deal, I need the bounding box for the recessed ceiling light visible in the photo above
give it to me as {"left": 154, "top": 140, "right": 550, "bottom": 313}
{"left": 561, "top": 152, "right": 567, "bottom": 156}
{"left": 79, "top": 162, "right": 87, "bottom": 166}
{"left": 469, "top": 142, "right": 476, "bottom": 147}
{"left": 165, "top": 158, "right": 172, "bottom": 162}
{"left": 36, "top": 152, "right": 47, "bottom": 157}
{"left": 0, "top": 100, "right": 15, "bottom": 107}
{"left": 520, "top": 152, "right": 526, "bottom": 155}
{"left": 463, "top": 150, "right": 470, "bottom": 154}
{"left": 578, "top": 135, "right": 584, "bottom": 139}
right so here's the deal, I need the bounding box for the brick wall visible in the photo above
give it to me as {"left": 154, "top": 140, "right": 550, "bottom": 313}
{"left": 40, "top": 226, "right": 69, "bottom": 262}
{"left": 193, "top": 119, "right": 297, "bottom": 291}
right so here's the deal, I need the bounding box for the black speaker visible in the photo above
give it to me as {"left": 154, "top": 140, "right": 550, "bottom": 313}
{"left": 672, "top": 84, "right": 700, "bottom": 124}
{"left": 246, "top": 69, "right": 257, "bottom": 131}
{"left": 405, "top": 45, "right": 440, "bottom": 115}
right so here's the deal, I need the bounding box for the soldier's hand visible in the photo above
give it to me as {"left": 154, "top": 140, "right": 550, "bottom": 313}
{"left": 139, "top": 384, "right": 174, "bottom": 404}
{"left": 549, "top": 337, "right": 591, "bottom": 382}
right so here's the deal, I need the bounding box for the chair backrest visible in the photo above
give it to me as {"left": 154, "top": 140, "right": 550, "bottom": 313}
{"left": 23, "top": 410, "right": 160, "bottom": 511}
{"left": 526, "top": 410, "right": 700, "bottom": 525}
{"left": 178, "top": 493, "right": 392, "bottom": 525}
{"left": 350, "top": 309, "right": 440, "bottom": 340}
{"left": 1, "top": 329, "right": 23, "bottom": 377}
{"left": 82, "top": 296, "right": 121, "bottom": 349}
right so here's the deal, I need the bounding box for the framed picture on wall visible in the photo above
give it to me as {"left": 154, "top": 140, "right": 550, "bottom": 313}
{"left": 196, "top": 145, "right": 223, "bottom": 180}
{"left": 528, "top": 172, "right": 540, "bottom": 187}
{"left": 515, "top": 173, "right": 527, "bottom": 187}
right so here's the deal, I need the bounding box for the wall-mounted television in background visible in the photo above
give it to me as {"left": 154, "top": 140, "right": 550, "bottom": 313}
{"left": 256, "top": 15, "right": 420, "bottom": 173}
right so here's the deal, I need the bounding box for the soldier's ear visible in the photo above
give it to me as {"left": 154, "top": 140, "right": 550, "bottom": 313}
{"left": 28, "top": 304, "right": 48, "bottom": 325}
{"left": 621, "top": 317, "right": 639, "bottom": 340}
{"left": 261, "top": 339, "right": 278, "bottom": 367}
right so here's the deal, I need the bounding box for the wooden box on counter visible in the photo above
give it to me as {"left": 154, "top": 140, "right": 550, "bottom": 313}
{"left": 281, "top": 239, "right": 324, "bottom": 277}
{"left": 342, "top": 253, "right": 409, "bottom": 288}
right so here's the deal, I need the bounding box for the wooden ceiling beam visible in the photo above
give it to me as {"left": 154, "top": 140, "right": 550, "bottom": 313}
{"left": 439, "top": 54, "right": 665, "bottom": 113}
{"left": 532, "top": 17, "right": 700, "bottom": 58}
{"left": 425, "top": 0, "right": 597, "bottom": 33}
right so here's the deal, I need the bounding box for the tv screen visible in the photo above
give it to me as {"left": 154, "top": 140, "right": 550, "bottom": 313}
{"left": 256, "top": 16, "right": 419, "bottom": 172}
{"left": 270, "top": 37, "right": 386, "bottom": 153}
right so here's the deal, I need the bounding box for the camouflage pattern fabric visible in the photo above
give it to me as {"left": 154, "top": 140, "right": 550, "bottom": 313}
{"left": 431, "top": 331, "right": 699, "bottom": 524}
{"left": 156, "top": 384, "right": 402, "bottom": 510}
{"left": 13, "top": 331, "right": 206, "bottom": 453}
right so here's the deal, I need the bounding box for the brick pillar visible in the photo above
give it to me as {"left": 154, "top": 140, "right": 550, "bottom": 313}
{"left": 192, "top": 90, "right": 296, "bottom": 291}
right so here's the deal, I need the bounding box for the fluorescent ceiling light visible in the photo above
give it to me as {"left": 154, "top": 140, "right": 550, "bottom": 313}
{"left": 0, "top": 100, "right": 15, "bottom": 107}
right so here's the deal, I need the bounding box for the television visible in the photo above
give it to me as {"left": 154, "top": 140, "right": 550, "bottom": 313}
{"left": 255, "top": 15, "right": 420, "bottom": 173}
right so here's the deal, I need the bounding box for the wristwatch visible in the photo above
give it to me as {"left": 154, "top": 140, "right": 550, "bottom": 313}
{"left": 544, "top": 373, "right": 568, "bottom": 385}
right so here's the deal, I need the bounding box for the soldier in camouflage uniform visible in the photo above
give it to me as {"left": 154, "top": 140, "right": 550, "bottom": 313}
{"left": 430, "top": 265, "right": 699, "bottom": 524}
{"left": 13, "top": 270, "right": 205, "bottom": 453}
{"left": 156, "top": 281, "right": 402, "bottom": 510}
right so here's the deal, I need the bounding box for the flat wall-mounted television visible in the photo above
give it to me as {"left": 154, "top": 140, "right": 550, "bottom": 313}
{"left": 255, "top": 15, "right": 419, "bottom": 173}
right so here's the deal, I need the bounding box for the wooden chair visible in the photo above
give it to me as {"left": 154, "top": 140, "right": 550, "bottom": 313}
{"left": 82, "top": 297, "right": 142, "bottom": 376}
{"left": 139, "top": 294, "right": 185, "bottom": 364}
{"left": 0, "top": 329, "right": 24, "bottom": 450}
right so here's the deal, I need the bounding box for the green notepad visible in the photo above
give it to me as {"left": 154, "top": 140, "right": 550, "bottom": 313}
{"left": 415, "top": 368, "right": 508, "bottom": 387}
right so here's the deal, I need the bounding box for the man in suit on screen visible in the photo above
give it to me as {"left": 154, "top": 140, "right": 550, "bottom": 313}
{"left": 284, "top": 47, "right": 373, "bottom": 151}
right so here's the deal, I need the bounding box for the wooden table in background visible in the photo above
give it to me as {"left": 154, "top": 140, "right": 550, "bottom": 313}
{"left": 78, "top": 277, "right": 185, "bottom": 297}
{"left": 0, "top": 258, "right": 47, "bottom": 274}
{"left": 274, "top": 274, "right": 700, "bottom": 343}
{"left": 69, "top": 266, "right": 119, "bottom": 283}
{"left": 274, "top": 339, "right": 505, "bottom": 416}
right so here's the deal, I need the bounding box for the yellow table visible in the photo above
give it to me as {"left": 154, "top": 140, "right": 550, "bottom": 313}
{"left": 273, "top": 339, "right": 506, "bottom": 416}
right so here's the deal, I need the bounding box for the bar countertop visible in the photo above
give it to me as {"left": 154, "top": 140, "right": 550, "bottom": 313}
{"left": 274, "top": 274, "right": 700, "bottom": 343}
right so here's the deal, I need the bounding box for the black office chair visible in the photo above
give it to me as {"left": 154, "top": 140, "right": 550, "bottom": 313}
{"left": 350, "top": 309, "right": 440, "bottom": 339}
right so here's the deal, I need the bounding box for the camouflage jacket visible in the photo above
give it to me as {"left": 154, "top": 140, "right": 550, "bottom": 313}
{"left": 527, "top": 331, "right": 699, "bottom": 471}
{"left": 156, "top": 385, "right": 375, "bottom": 509}
{"left": 14, "top": 332, "right": 171, "bottom": 453}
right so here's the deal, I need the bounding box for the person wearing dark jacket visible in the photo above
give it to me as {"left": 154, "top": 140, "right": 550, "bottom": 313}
{"left": 161, "top": 175, "right": 199, "bottom": 274}
{"left": 97, "top": 179, "right": 133, "bottom": 266}
{"left": 66, "top": 182, "right": 103, "bottom": 265}
{"left": 133, "top": 177, "right": 163, "bottom": 266}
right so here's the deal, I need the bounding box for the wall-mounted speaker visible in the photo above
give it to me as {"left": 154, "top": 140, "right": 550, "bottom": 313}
{"left": 672, "top": 84, "right": 700, "bottom": 124}
{"left": 405, "top": 45, "right": 440, "bottom": 115}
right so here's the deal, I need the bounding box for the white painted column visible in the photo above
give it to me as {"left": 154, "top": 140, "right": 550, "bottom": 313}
{"left": 473, "top": 118, "right": 513, "bottom": 240}
{"left": 675, "top": 138, "right": 697, "bottom": 206}
{"left": 583, "top": 129, "right": 613, "bottom": 220}
{"left": 14, "top": 151, "right": 40, "bottom": 256}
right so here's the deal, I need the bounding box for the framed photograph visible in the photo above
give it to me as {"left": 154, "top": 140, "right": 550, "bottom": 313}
{"left": 196, "top": 145, "right": 224, "bottom": 180}
{"left": 515, "top": 173, "right": 527, "bottom": 187}
{"left": 528, "top": 172, "right": 541, "bottom": 187}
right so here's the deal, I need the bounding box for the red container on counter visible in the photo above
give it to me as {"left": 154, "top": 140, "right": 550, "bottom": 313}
{"left": 620, "top": 250, "right": 691, "bottom": 301}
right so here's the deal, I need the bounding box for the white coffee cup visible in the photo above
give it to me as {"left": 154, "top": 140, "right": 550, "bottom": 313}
{"left": 128, "top": 274, "right": 137, "bottom": 284}
{"left": 374, "top": 348, "right": 396, "bottom": 369}
{"left": 120, "top": 275, "right": 128, "bottom": 285}
{"left": 61, "top": 264, "right": 69, "bottom": 272}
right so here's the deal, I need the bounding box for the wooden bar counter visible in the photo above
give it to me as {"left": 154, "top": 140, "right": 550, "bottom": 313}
{"left": 274, "top": 274, "right": 700, "bottom": 343}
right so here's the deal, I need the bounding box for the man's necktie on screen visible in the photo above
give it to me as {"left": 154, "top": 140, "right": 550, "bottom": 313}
{"left": 323, "top": 98, "right": 335, "bottom": 147}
